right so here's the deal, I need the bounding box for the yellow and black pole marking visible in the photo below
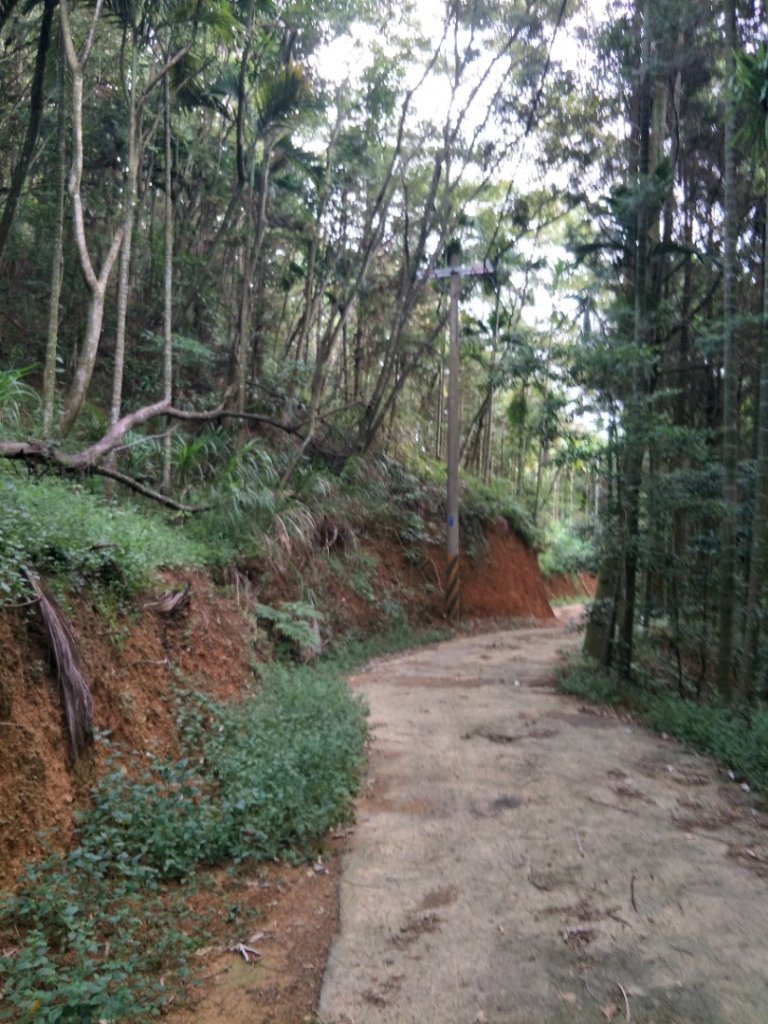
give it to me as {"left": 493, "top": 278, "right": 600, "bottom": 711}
{"left": 445, "top": 554, "right": 460, "bottom": 622}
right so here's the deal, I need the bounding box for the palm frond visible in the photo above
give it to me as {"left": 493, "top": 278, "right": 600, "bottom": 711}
{"left": 735, "top": 43, "right": 768, "bottom": 155}
{"left": 25, "top": 571, "right": 93, "bottom": 761}
{"left": 253, "top": 62, "right": 314, "bottom": 136}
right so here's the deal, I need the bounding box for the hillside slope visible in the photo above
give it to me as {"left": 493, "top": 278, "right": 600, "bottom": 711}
{"left": 0, "top": 525, "right": 553, "bottom": 888}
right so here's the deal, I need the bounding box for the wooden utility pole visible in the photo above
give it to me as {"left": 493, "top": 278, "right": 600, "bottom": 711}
{"left": 429, "top": 254, "right": 493, "bottom": 621}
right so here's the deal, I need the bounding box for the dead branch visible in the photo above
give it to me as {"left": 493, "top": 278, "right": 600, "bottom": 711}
{"left": 630, "top": 871, "right": 638, "bottom": 913}
{"left": 616, "top": 982, "right": 631, "bottom": 1022}
{"left": 143, "top": 582, "right": 191, "bottom": 615}
{"left": 573, "top": 827, "right": 585, "bottom": 857}
{"left": 95, "top": 464, "right": 209, "bottom": 512}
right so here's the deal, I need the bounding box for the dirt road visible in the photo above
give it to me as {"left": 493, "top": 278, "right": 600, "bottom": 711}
{"left": 318, "top": 614, "right": 768, "bottom": 1024}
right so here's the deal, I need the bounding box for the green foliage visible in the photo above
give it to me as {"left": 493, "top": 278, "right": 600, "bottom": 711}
{"left": 0, "top": 655, "right": 368, "bottom": 1021}
{"left": 556, "top": 657, "right": 622, "bottom": 704}
{"left": 76, "top": 753, "right": 226, "bottom": 882}
{"left": 255, "top": 600, "right": 323, "bottom": 654}
{"left": 184, "top": 440, "right": 322, "bottom": 569}
{"left": 0, "top": 365, "right": 38, "bottom": 435}
{"left": 734, "top": 42, "right": 768, "bottom": 155}
{"left": 539, "top": 520, "right": 597, "bottom": 577}
{"left": 0, "top": 816, "right": 200, "bottom": 1022}
{"left": 461, "top": 475, "right": 537, "bottom": 553}
{"left": 336, "top": 454, "right": 535, "bottom": 558}
{"left": 197, "top": 662, "right": 367, "bottom": 860}
{"left": 641, "top": 699, "right": 768, "bottom": 791}
{"left": 0, "top": 466, "right": 211, "bottom": 604}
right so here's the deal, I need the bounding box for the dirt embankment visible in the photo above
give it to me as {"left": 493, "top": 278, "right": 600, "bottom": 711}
{"left": 0, "top": 570, "right": 256, "bottom": 886}
{"left": 544, "top": 571, "right": 597, "bottom": 602}
{"left": 0, "top": 526, "right": 552, "bottom": 888}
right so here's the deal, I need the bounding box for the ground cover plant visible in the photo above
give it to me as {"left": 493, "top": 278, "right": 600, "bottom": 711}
{"left": 0, "top": 656, "right": 368, "bottom": 1022}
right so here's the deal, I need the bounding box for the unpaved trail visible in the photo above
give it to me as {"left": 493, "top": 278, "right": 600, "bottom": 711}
{"left": 318, "top": 614, "right": 768, "bottom": 1024}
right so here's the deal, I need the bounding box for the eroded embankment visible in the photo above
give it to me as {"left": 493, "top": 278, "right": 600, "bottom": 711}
{"left": 0, "top": 525, "right": 553, "bottom": 888}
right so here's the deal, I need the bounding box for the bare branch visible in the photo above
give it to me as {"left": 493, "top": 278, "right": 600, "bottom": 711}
{"left": 142, "top": 45, "right": 192, "bottom": 102}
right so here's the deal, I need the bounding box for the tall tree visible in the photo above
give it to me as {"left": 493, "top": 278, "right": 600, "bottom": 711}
{"left": 736, "top": 41, "right": 768, "bottom": 699}
{"left": 58, "top": 0, "right": 125, "bottom": 435}
{"left": 715, "top": 0, "right": 739, "bottom": 698}
{"left": 0, "top": 0, "right": 56, "bottom": 261}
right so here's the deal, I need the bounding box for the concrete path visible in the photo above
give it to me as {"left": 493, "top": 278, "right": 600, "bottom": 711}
{"left": 318, "top": 618, "right": 768, "bottom": 1024}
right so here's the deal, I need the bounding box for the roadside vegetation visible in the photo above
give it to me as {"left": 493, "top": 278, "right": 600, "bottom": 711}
{"left": 5, "top": 0, "right": 768, "bottom": 1016}
{"left": 0, "top": 452, "right": 475, "bottom": 1024}
{"left": 558, "top": 657, "right": 768, "bottom": 793}
{"left": 0, "top": 653, "right": 369, "bottom": 1022}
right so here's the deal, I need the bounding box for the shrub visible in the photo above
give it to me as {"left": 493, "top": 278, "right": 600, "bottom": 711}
{"left": 539, "top": 520, "right": 597, "bottom": 577}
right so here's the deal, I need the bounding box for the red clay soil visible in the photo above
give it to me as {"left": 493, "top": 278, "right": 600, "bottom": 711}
{"left": 544, "top": 571, "right": 597, "bottom": 602}
{"left": 0, "top": 570, "right": 257, "bottom": 887}
{"left": 368, "top": 518, "right": 554, "bottom": 624}
{"left": 460, "top": 517, "right": 554, "bottom": 620}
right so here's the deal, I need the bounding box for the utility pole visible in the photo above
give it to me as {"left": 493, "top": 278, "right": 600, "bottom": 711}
{"left": 429, "top": 253, "right": 493, "bottom": 621}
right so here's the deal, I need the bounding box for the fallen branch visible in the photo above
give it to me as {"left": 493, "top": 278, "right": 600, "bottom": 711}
{"left": 573, "top": 827, "right": 585, "bottom": 857}
{"left": 630, "top": 871, "right": 638, "bottom": 913}
{"left": 230, "top": 943, "right": 262, "bottom": 963}
{"left": 95, "top": 464, "right": 208, "bottom": 512}
{"left": 616, "top": 982, "right": 631, "bottom": 1023}
{"left": 0, "top": 398, "right": 309, "bottom": 510}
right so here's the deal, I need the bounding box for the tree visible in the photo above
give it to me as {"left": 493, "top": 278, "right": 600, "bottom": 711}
{"left": 715, "top": 0, "right": 739, "bottom": 698}
{"left": 0, "top": 0, "right": 56, "bottom": 261}
{"left": 58, "top": 0, "right": 125, "bottom": 435}
{"left": 736, "top": 41, "right": 768, "bottom": 699}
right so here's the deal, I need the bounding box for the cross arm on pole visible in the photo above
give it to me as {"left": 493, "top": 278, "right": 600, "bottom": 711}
{"left": 426, "top": 259, "right": 495, "bottom": 280}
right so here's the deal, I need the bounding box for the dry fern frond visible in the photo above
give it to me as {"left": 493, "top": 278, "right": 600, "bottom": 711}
{"left": 24, "top": 570, "right": 93, "bottom": 761}
{"left": 143, "top": 582, "right": 191, "bottom": 616}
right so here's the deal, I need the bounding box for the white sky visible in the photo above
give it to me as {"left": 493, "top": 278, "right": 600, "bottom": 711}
{"left": 314, "top": 0, "right": 610, "bottom": 90}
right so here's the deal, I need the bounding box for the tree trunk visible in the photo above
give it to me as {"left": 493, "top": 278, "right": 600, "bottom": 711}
{"left": 109, "top": 33, "right": 140, "bottom": 437}
{"left": 42, "top": 28, "right": 67, "bottom": 439}
{"left": 715, "top": 0, "right": 739, "bottom": 699}
{"left": 614, "top": 0, "right": 653, "bottom": 682}
{"left": 161, "top": 74, "right": 174, "bottom": 494}
{"left": 0, "top": 0, "right": 56, "bottom": 262}
{"left": 739, "top": 162, "right": 768, "bottom": 698}
{"left": 59, "top": 0, "right": 124, "bottom": 436}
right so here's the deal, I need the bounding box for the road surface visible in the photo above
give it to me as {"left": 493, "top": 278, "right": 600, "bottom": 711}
{"left": 319, "top": 616, "right": 768, "bottom": 1024}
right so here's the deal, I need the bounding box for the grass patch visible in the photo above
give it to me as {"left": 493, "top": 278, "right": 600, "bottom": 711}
{"left": 640, "top": 696, "right": 768, "bottom": 791}
{"left": 556, "top": 657, "right": 623, "bottom": 705}
{"left": 0, "top": 465, "right": 212, "bottom": 604}
{"left": 557, "top": 657, "right": 768, "bottom": 791}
